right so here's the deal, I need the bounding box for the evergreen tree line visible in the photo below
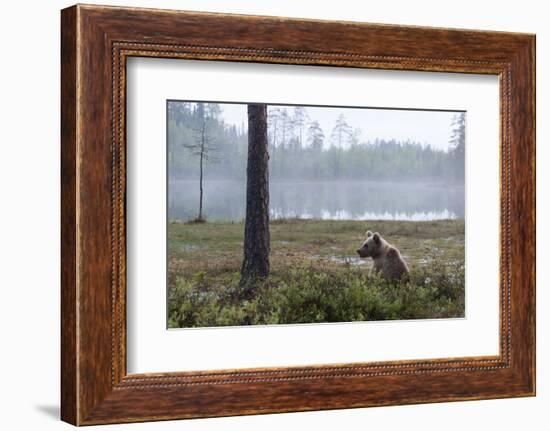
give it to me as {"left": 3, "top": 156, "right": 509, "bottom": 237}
{"left": 168, "top": 102, "right": 465, "bottom": 183}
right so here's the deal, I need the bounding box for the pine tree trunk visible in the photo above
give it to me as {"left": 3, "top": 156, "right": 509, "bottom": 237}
{"left": 198, "top": 151, "right": 204, "bottom": 220}
{"left": 198, "top": 116, "right": 206, "bottom": 221}
{"left": 240, "top": 104, "right": 270, "bottom": 294}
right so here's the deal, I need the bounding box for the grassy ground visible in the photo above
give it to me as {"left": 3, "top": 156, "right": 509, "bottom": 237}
{"left": 168, "top": 219, "right": 465, "bottom": 328}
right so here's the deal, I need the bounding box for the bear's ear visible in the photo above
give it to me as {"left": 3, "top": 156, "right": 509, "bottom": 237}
{"left": 373, "top": 232, "right": 381, "bottom": 244}
{"left": 366, "top": 230, "right": 373, "bottom": 237}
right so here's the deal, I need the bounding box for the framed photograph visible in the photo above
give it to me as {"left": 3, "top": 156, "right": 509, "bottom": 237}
{"left": 61, "top": 4, "right": 535, "bottom": 425}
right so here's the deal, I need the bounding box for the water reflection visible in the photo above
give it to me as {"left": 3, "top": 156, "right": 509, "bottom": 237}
{"left": 168, "top": 180, "right": 464, "bottom": 222}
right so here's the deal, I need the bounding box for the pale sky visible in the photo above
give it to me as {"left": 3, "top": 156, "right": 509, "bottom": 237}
{"left": 219, "top": 103, "right": 461, "bottom": 152}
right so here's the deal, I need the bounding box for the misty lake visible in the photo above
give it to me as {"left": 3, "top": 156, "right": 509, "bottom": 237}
{"left": 168, "top": 180, "right": 464, "bottom": 222}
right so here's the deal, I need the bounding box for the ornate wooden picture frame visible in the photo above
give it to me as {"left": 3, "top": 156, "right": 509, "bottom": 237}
{"left": 61, "top": 4, "right": 535, "bottom": 425}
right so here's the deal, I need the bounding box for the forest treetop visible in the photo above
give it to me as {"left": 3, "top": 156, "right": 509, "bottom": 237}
{"left": 168, "top": 101, "right": 465, "bottom": 183}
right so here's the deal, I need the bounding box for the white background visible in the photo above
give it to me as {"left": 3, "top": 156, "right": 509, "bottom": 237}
{"left": 127, "top": 59, "right": 499, "bottom": 373}
{"left": 0, "top": 0, "right": 547, "bottom": 430}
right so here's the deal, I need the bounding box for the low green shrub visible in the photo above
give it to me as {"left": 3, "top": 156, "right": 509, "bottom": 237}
{"left": 167, "top": 256, "right": 465, "bottom": 328}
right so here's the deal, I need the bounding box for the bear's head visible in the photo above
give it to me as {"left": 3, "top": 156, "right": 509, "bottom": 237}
{"left": 356, "top": 230, "right": 384, "bottom": 258}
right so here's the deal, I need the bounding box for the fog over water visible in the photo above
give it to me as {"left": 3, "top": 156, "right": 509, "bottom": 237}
{"left": 169, "top": 180, "right": 465, "bottom": 222}
{"left": 167, "top": 102, "right": 466, "bottom": 222}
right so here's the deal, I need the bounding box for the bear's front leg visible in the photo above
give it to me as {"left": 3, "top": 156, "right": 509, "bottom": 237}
{"left": 369, "top": 261, "right": 381, "bottom": 277}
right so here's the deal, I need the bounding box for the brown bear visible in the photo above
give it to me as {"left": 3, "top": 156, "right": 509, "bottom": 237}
{"left": 356, "top": 231, "right": 409, "bottom": 281}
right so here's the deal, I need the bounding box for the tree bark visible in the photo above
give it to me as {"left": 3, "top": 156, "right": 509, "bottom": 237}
{"left": 198, "top": 119, "right": 205, "bottom": 220}
{"left": 198, "top": 150, "right": 204, "bottom": 220}
{"left": 240, "top": 104, "right": 270, "bottom": 293}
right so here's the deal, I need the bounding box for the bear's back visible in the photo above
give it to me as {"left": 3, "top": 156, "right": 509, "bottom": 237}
{"left": 382, "top": 247, "right": 409, "bottom": 281}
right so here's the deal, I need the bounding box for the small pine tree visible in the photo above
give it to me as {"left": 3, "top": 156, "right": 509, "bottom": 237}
{"left": 182, "top": 103, "right": 220, "bottom": 221}
{"left": 449, "top": 113, "right": 466, "bottom": 182}
{"left": 307, "top": 120, "right": 325, "bottom": 151}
